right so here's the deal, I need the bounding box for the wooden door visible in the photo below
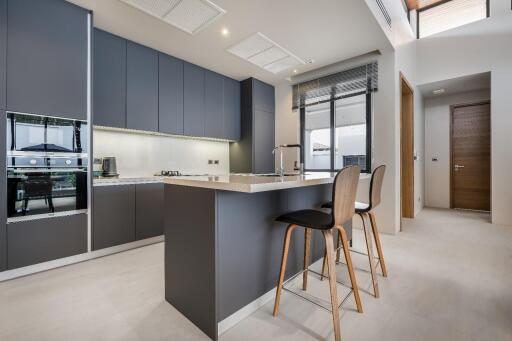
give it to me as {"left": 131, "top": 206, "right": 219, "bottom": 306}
{"left": 451, "top": 103, "right": 490, "bottom": 210}
{"left": 400, "top": 74, "right": 415, "bottom": 219}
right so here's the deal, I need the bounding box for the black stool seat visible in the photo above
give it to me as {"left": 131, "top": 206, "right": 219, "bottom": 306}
{"left": 276, "top": 209, "right": 333, "bottom": 230}
{"left": 321, "top": 201, "right": 370, "bottom": 213}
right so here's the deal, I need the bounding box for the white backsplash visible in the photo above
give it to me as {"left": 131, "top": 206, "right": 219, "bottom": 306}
{"left": 93, "top": 129, "right": 230, "bottom": 176}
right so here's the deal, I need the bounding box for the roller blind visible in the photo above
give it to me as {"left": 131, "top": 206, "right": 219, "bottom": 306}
{"left": 292, "top": 62, "right": 378, "bottom": 110}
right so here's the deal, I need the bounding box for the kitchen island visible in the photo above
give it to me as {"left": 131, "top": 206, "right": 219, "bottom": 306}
{"left": 163, "top": 173, "right": 365, "bottom": 340}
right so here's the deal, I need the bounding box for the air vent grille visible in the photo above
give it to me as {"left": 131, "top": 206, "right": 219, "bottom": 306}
{"left": 227, "top": 33, "right": 305, "bottom": 74}
{"left": 120, "top": 0, "right": 226, "bottom": 35}
{"left": 376, "top": 0, "right": 392, "bottom": 28}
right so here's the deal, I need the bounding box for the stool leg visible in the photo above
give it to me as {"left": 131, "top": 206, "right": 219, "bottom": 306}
{"left": 369, "top": 212, "right": 388, "bottom": 277}
{"left": 336, "top": 230, "right": 341, "bottom": 263}
{"left": 303, "top": 228, "right": 312, "bottom": 290}
{"left": 321, "top": 249, "right": 327, "bottom": 281}
{"left": 323, "top": 229, "right": 341, "bottom": 341}
{"left": 360, "top": 213, "right": 379, "bottom": 298}
{"left": 336, "top": 225, "right": 363, "bottom": 313}
{"left": 273, "top": 224, "right": 298, "bottom": 317}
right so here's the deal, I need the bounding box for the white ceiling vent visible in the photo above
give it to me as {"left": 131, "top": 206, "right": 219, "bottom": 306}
{"left": 227, "top": 33, "right": 305, "bottom": 74}
{"left": 120, "top": 0, "right": 226, "bottom": 35}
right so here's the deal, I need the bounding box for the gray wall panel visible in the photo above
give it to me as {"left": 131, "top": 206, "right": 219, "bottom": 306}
{"left": 127, "top": 41, "right": 159, "bottom": 132}
{"left": 158, "top": 53, "right": 184, "bottom": 135}
{"left": 0, "top": 110, "right": 5, "bottom": 271}
{"left": 0, "top": 0, "right": 6, "bottom": 110}
{"left": 7, "top": 0, "right": 88, "bottom": 119}
{"left": 253, "top": 109, "right": 275, "bottom": 174}
{"left": 7, "top": 214, "right": 87, "bottom": 269}
{"left": 93, "top": 29, "right": 127, "bottom": 128}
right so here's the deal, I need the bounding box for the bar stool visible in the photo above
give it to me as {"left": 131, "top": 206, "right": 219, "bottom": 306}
{"left": 321, "top": 165, "right": 388, "bottom": 298}
{"left": 273, "top": 165, "right": 363, "bottom": 341}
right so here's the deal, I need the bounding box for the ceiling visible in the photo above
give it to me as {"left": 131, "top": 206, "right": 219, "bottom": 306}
{"left": 67, "top": 0, "right": 391, "bottom": 85}
{"left": 418, "top": 72, "right": 491, "bottom": 98}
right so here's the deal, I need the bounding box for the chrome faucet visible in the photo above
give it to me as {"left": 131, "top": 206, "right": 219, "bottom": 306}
{"left": 272, "top": 144, "right": 303, "bottom": 176}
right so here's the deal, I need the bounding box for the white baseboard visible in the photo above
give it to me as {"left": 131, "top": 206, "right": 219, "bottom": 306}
{"left": 0, "top": 236, "right": 164, "bottom": 282}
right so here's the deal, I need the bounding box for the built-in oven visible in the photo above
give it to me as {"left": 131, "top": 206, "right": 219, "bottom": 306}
{"left": 6, "top": 112, "right": 89, "bottom": 222}
{"left": 7, "top": 156, "right": 88, "bottom": 221}
{"left": 7, "top": 112, "right": 87, "bottom": 155}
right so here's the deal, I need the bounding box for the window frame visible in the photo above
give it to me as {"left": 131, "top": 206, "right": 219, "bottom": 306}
{"left": 416, "top": 0, "right": 490, "bottom": 39}
{"left": 300, "top": 91, "right": 372, "bottom": 174}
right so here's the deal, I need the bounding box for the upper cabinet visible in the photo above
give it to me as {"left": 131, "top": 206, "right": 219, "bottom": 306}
{"left": 91, "top": 29, "right": 240, "bottom": 141}
{"left": 127, "top": 41, "right": 159, "bottom": 132}
{"left": 93, "top": 29, "right": 126, "bottom": 128}
{"left": 253, "top": 79, "right": 275, "bottom": 114}
{"left": 0, "top": 0, "right": 6, "bottom": 110}
{"left": 159, "top": 53, "right": 184, "bottom": 135}
{"left": 183, "top": 62, "right": 205, "bottom": 137}
{"left": 223, "top": 78, "right": 241, "bottom": 141}
{"left": 204, "top": 70, "right": 224, "bottom": 139}
{"left": 7, "top": 0, "right": 88, "bottom": 120}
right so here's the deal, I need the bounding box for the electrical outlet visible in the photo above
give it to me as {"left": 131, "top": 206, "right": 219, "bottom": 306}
{"left": 208, "top": 160, "right": 213, "bottom": 164}
{"left": 214, "top": 160, "right": 219, "bottom": 165}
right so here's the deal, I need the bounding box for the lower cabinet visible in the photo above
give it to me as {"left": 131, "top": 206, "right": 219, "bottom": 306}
{"left": 7, "top": 213, "right": 87, "bottom": 270}
{"left": 136, "top": 183, "right": 164, "bottom": 240}
{"left": 93, "top": 183, "right": 164, "bottom": 251}
{"left": 93, "top": 184, "right": 136, "bottom": 250}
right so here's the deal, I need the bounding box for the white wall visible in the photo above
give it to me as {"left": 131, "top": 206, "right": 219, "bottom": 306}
{"left": 416, "top": 2, "right": 512, "bottom": 225}
{"left": 424, "top": 90, "right": 490, "bottom": 208}
{"left": 93, "top": 129, "right": 230, "bottom": 176}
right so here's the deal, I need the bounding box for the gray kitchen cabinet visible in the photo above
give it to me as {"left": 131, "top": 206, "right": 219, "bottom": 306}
{"left": 230, "top": 78, "right": 275, "bottom": 173}
{"left": 93, "top": 29, "right": 127, "bottom": 128}
{"left": 7, "top": 0, "right": 88, "bottom": 119}
{"left": 127, "top": 41, "right": 159, "bottom": 132}
{"left": 183, "top": 62, "right": 205, "bottom": 137}
{"left": 93, "top": 185, "right": 136, "bottom": 250}
{"left": 0, "top": 0, "right": 6, "bottom": 110}
{"left": 159, "top": 53, "right": 184, "bottom": 135}
{"left": 204, "top": 70, "right": 224, "bottom": 139}
{"left": 0, "top": 110, "right": 5, "bottom": 271}
{"left": 7, "top": 213, "right": 87, "bottom": 270}
{"left": 223, "top": 77, "right": 241, "bottom": 141}
{"left": 135, "top": 183, "right": 164, "bottom": 240}
{"left": 253, "top": 110, "right": 276, "bottom": 174}
{"left": 253, "top": 78, "right": 275, "bottom": 113}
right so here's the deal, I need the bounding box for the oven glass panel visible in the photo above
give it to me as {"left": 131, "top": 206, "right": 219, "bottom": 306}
{"left": 7, "top": 170, "right": 87, "bottom": 218}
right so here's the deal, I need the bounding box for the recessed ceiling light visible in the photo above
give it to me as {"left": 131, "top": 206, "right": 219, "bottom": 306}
{"left": 293, "top": 69, "right": 298, "bottom": 73}
{"left": 433, "top": 88, "right": 445, "bottom": 95}
{"left": 221, "top": 28, "right": 229, "bottom": 36}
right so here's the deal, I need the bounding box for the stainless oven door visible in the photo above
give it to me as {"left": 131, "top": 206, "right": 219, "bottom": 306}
{"left": 7, "top": 168, "right": 87, "bottom": 221}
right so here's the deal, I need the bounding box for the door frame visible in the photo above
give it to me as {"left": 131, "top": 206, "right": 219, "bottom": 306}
{"left": 400, "top": 72, "right": 415, "bottom": 221}
{"left": 449, "top": 101, "right": 491, "bottom": 210}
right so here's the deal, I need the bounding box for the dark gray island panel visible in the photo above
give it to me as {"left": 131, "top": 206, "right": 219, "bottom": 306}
{"left": 165, "top": 185, "right": 217, "bottom": 339}
{"left": 0, "top": 0, "right": 6, "bottom": 110}
{"left": 0, "top": 110, "right": 5, "bottom": 271}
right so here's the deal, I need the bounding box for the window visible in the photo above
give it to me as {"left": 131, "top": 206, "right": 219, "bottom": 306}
{"left": 301, "top": 93, "right": 371, "bottom": 173}
{"left": 417, "top": 0, "right": 489, "bottom": 39}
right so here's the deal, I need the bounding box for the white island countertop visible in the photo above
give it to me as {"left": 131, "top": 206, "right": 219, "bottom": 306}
{"left": 163, "top": 172, "right": 371, "bottom": 193}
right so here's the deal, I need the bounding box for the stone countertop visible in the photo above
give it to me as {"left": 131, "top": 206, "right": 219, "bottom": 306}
{"left": 93, "top": 176, "right": 164, "bottom": 186}
{"left": 163, "top": 172, "right": 371, "bottom": 193}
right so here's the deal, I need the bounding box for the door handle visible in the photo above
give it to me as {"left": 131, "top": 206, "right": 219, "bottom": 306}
{"left": 454, "top": 164, "right": 465, "bottom": 171}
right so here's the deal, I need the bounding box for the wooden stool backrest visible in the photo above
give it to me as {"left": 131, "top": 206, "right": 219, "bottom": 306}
{"left": 331, "top": 165, "right": 360, "bottom": 226}
{"left": 369, "top": 165, "right": 386, "bottom": 209}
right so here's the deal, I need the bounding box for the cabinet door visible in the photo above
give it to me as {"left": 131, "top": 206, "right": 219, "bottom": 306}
{"left": 253, "top": 110, "right": 275, "bottom": 174}
{"left": 93, "top": 29, "right": 127, "bottom": 128}
{"left": 204, "top": 70, "right": 224, "bottom": 138}
{"left": 0, "top": 110, "right": 5, "bottom": 271}
{"left": 7, "top": 213, "right": 87, "bottom": 270}
{"left": 0, "top": 0, "right": 6, "bottom": 110}
{"left": 127, "top": 41, "right": 158, "bottom": 132}
{"left": 253, "top": 79, "right": 275, "bottom": 113}
{"left": 183, "top": 63, "right": 205, "bottom": 137}
{"left": 223, "top": 78, "right": 240, "bottom": 141}
{"left": 159, "top": 53, "right": 184, "bottom": 135}
{"left": 93, "top": 185, "right": 136, "bottom": 250}
{"left": 7, "top": 0, "right": 88, "bottom": 119}
{"left": 136, "top": 183, "right": 164, "bottom": 240}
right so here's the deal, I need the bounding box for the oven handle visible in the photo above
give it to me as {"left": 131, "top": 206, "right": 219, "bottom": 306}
{"left": 7, "top": 168, "right": 88, "bottom": 173}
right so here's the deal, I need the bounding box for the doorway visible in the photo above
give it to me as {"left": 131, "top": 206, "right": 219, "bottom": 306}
{"left": 400, "top": 73, "right": 415, "bottom": 220}
{"left": 450, "top": 102, "right": 491, "bottom": 211}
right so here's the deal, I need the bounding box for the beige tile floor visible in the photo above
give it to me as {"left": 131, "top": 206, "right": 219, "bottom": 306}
{"left": 0, "top": 208, "right": 511, "bottom": 341}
